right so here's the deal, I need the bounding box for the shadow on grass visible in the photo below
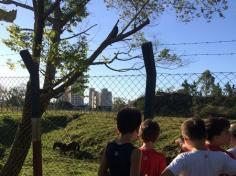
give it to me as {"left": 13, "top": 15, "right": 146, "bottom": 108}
{"left": 41, "top": 115, "right": 73, "bottom": 133}
{"left": 0, "top": 116, "right": 18, "bottom": 147}
{"left": 75, "top": 150, "right": 94, "bottom": 160}
{"left": 41, "top": 113, "right": 83, "bottom": 133}
{"left": 52, "top": 148, "right": 94, "bottom": 160}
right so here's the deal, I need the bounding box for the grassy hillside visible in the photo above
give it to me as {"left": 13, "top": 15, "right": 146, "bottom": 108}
{"left": 0, "top": 112, "right": 185, "bottom": 176}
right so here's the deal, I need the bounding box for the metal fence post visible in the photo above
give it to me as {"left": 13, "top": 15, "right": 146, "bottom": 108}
{"left": 142, "top": 42, "right": 156, "bottom": 119}
{"left": 20, "top": 50, "right": 42, "bottom": 176}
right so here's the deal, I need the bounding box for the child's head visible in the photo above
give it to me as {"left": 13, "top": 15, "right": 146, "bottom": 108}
{"left": 204, "top": 116, "right": 230, "bottom": 146}
{"left": 229, "top": 123, "right": 236, "bottom": 146}
{"left": 139, "top": 119, "right": 160, "bottom": 143}
{"left": 116, "top": 107, "right": 142, "bottom": 136}
{"left": 181, "top": 118, "right": 206, "bottom": 141}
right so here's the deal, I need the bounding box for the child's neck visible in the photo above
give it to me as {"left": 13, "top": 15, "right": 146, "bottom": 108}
{"left": 206, "top": 140, "right": 222, "bottom": 147}
{"left": 230, "top": 139, "right": 236, "bottom": 147}
{"left": 117, "top": 133, "right": 134, "bottom": 144}
{"left": 141, "top": 142, "right": 154, "bottom": 149}
{"left": 191, "top": 141, "right": 207, "bottom": 151}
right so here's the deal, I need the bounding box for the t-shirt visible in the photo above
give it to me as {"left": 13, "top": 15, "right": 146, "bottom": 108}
{"left": 227, "top": 147, "right": 236, "bottom": 159}
{"left": 182, "top": 143, "right": 235, "bottom": 159}
{"left": 106, "top": 141, "right": 135, "bottom": 176}
{"left": 206, "top": 143, "right": 235, "bottom": 159}
{"left": 167, "top": 150, "right": 236, "bottom": 176}
{"left": 140, "top": 148, "right": 166, "bottom": 176}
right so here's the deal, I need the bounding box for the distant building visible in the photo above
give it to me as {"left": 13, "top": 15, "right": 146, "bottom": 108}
{"left": 99, "top": 88, "right": 112, "bottom": 111}
{"left": 89, "top": 88, "right": 99, "bottom": 109}
{"left": 71, "top": 94, "right": 84, "bottom": 107}
{"left": 57, "top": 87, "right": 71, "bottom": 103}
{"left": 57, "top": 86, "right": 84, "bottom": 107}
{"left": 89, "top": 88, "right": 112, "bottom": 111}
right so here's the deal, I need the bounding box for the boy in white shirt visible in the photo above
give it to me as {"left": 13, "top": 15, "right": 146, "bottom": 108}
{"left": 227, "top": 123, "right": 236, "bottom": 158}
{"left": 161, "top": 118, "right": 236, "bottom": 176}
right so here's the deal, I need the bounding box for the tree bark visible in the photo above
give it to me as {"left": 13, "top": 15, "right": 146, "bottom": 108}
{"left": 0, "top": 84, "right": 32, "bottom": 176}
{"left": 142, "top": 42, "right": 156, "bottom": 119}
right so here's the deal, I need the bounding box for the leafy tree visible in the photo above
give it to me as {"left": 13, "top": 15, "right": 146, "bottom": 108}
{"left": 212, "top": 83, "right": 222, "bottom": 97}
{"left": 181, "top": 80, "right": 199, "bottom": 96}
{"left": 181, "top": 79, "right": 191, "bottom": 94}
{"left": 224, "top": 82, "right": 236, "bottom": 96}
{"left": 0, "top": 84, "right": 4, "bottom": 101}
{"left": 190, "top": 81, "right": 199, "bottom": 96}
{"left": 197, "top": 70, "right": 215, "bottom": 96}
{"left": 0, "top": 0, "right": 230, "bottom": 175}
{"left": 0, "top": 8, "right": 16, "bottom": 22}
{"left": 113, "top": 97, "right": 126, "bottom": 111}
{"left": 5, "top": 85, "right": 26, "bottom": 107}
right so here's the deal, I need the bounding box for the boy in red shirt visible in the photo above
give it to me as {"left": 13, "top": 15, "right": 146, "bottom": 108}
{"left": 139, "top": 119, "right": 166, "bottom": 176}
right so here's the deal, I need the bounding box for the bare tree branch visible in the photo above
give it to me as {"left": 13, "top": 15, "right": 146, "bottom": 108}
{"left": 0, "top": 0, "right": 33, "bottom": 11}
{"left": 20, "top": 28, "right": 34, "bottom": 32}
{"left": 106, "top": 20, "right": 119, "bottom": 40}
{"left": 53, "top": 70, "right": 76, "bottom": 88}
{"left": 61, "top": 24, "right": 97, "bottom": 41}
{"left": 87, "top": 18, "right": 149, "bottom": 65}
{"left": 51, "top": 17, "right": 149, "bottom": 98}
{"left": 116, "top": 54, "right": 142, "bottom": 61}
{"left": 105, "top": 63, "right": 144, "bottom": 72}
{"left": 91, "top": 52, "right": 119, "bottom": 65}
{"left": 109, "top": 18, "right": 150, "bottom": 43}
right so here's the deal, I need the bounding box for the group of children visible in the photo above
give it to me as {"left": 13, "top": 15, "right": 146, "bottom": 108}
{"left": 98, "top": 107, "right": 236, "bottom": 176}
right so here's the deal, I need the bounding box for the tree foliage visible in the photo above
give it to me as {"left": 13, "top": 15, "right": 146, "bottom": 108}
{"left": 0, "top": 0, "right": 231, "bottom": 175}
{"left": 105, "top": 0, "right": 228, "bottom": 22}
{"left": 113, "top": 97, "right": 126, "bottom": 111}
{"left": 0, "top": 9, "right": 16, "bottom": 22}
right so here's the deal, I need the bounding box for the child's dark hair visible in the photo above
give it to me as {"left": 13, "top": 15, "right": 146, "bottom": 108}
{"left": 181, "top": 118, "right": 206, "bottom": 140}
{"left": 116, "top": 107, "right": 142, "bottom": 134}
{"left": 204, "top": 116, "right": 230, "bottom": 141}
{"left": 139, "top": 119, "right": 160, "bottom": 143}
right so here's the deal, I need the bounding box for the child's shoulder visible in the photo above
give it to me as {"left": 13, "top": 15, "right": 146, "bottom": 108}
{"left": 140, "top": 148, "right": 166, "bottom": 158}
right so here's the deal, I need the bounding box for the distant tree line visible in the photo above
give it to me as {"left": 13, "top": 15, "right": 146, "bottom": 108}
{"left": 0, "top": 84, "right": 26, "bottom": 107}
{"left": 134, "top": 70, "right": 236, "bottom": 118}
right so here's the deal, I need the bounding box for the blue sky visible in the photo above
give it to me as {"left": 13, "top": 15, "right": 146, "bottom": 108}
{"left": 0, "top": 0, "right": 236, "bottom": 77}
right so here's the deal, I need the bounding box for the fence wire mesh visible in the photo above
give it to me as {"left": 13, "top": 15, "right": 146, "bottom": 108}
{"left": 0, "top": 72, "right": 236, "bottom": 175}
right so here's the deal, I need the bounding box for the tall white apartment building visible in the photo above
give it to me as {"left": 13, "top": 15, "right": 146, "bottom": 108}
{"left": 71, "top": 94, "right": 84, "bottom": 106}
{"left": 57, "top": 86, "right": 84, "bottom": 106}
{"left": 89, "top": 88, "right": 112, "bottom": 111}
{"left": 58, "top": 86, "right": 72, "bottom": 103}
{"left": 89, "top": 88, "right": 99, "bottom": 109}
{"left": 100, "top": 88, "right": 112, "bottom": 108}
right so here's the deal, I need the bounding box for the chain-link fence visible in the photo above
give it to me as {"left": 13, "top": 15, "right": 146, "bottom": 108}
{"left": 0, "top": 72, "right": 236, "bottom": 175}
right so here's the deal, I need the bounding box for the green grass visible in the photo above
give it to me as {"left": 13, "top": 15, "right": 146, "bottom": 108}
{"left": 0, "top": 112, "right": 186, "bottom": 176}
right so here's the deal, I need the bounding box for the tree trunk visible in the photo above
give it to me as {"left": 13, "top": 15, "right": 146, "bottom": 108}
{"left": 0, "top": 81, "right": 52, "bottom": 176}
{"left": 142, "top": 42, "right": 156, "bottom": 119}
{"left": 0, "top": 84, "right": 32, "bottom": 176}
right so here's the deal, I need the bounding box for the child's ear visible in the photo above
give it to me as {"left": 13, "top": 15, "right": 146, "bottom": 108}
{"left": 115, "top": 127, "right": 120, "bottom": 135}
{"left": 183, "top": 136, "right": 190, "bottom": 143}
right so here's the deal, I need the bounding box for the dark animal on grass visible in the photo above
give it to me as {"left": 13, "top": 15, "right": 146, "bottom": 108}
{"left": 53, "top": 142, "right": 68, "bottom": 154}
{"left": 53, "top": 142, "right": 80, "bottom": 155}
{"left": 67, "top": 142, "right": 80, "bottom": 155}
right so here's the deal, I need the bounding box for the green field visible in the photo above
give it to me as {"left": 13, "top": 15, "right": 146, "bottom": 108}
{"left": 0, "top": 112, "right": 186, "bottom": 176}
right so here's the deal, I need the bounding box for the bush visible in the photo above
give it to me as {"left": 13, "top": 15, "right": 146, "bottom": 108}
{"left": 54, "top": 101, "right": 74, "bottom": 110}
{"left": 198, "top": 104, "right": 236, "bottom": 119}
